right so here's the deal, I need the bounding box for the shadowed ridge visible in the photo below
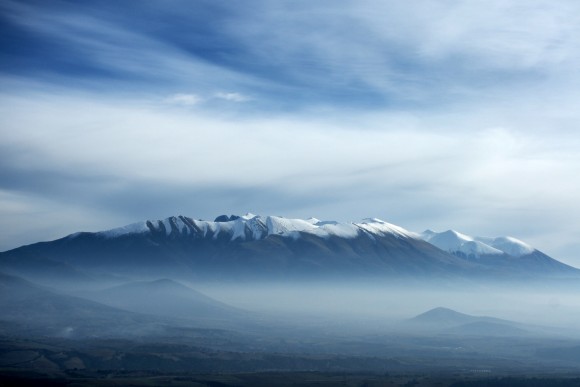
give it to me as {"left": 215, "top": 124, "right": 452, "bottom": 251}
{"left": 409, "top": 306, "right": 524, "bottom": 333}
{"left": 0, "top": 271, "right": 168, "bottom": 338}
{"left": 88, "top": 278, "right": 246, "bottom": 320}
{"left": 411, "top": 307, "right": 475, "bottom": 325}
{"left": 411, "top": 307, "right": 532, "bottom": 337}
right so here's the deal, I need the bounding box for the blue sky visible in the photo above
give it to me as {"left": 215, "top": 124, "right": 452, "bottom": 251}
{"left": 2, "top": 0, "right": 580, "bottom": 265}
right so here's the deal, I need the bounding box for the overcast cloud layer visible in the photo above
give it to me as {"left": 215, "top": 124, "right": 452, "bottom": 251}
{"left": 1, "top": 0, "right": 580, "bottom": 266}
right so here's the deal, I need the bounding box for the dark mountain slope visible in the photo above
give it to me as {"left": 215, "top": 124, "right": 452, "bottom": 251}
{"left": 0, "top": 216, "right": 477, "bottom": 281}
{"left": 0, "top": 272, "right": 167, "bottom": 337}
{"left": 1, "top": 214, "right": 577, "bottom": 282}
{"left": 82, "top": 278, "right": 246, "bottom": 320}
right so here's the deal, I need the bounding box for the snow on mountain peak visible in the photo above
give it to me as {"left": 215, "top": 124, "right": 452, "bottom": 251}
{"left": 419, "top": 229, "right": 536, "bottom": 258}
{"left": 93, "top": 214, "right": 536, "bottom": 259}
{"left": 475, "top": 235, "right": 534, "bottom": 257}
{"left": 421, "top": 229, "right": 436, "bottom": 237}
{"left": 265, "top": 216, "right": 320, "bottom": 239}
{"left": 94, "top": 214, "right": 417, "bottom": 242}
{"left": 362, "top": 217, "right": 385, "bottom": 223}
{"left": 100, "top": 221, "right": 150, "bottom": 238}
{"left": 306, "top": 217, "right": 321, "bottom": 224}
{"left": 357, "top": 218, "right": 415, "bottom": 239}
{"left": 419, "top": 229, "right": 503, "bottom": 256}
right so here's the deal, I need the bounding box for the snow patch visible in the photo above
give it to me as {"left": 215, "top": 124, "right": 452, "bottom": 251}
{"left": 174, "top": 216, "right": 189, "bottom": 235}
{"left": 95, "top": 214, "right": 423, "bottom": 244}
{"left": 420, "top": 229, "right": 535, "bottom": 258}
{"left": 266, "top": 216, "right": 322, "bottom": 239}
{"left": 476, "top": 236, "right": 534, "bottom": 257}
{"left": 231, "top": 218, "right": 247, "bottom": 241}
{"left": 356, "top": 218, "right": 415, "bottom": 239}
{"left": 421, "top": 229, "right": 503, "bottom": 256}
{"left": 161, "top": 218, "right": 173, "bottom": 236}
{"left": 247, "top": 216, "right": 268, "bottom": 239}
{"left": 100, "top": 222, "right": 150, "bottom": 238}
{"left": 319, "top": 222, "right": 360, "bottom": 238}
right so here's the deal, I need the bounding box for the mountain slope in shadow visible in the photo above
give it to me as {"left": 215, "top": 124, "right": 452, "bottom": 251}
{"left": 83, "top": 278, "right": 247, "bottom": 321}
{"left": 0, "top": 272, "right": 168, "bottom": 338}
{"left": 407, "top": 307, "right": 530, "bottom": 336}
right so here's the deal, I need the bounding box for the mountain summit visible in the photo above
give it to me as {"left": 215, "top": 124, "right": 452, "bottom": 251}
{"left": 408, "top": 307, "right": 530, "bottom": 337}
{"left": 418, "top": 228, "right": 567, "bottom": 274}
{"left": 419, "top": 229, "right": 534, "bottom": 258}
{"left": 0, "top": 214, "right": 577, "bottom": 282}
{"left": 99, "top": 214, "right": 414, "bottom": 241}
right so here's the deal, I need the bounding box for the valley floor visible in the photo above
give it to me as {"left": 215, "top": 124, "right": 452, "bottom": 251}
{"left": 3, "top": 371, "right": 580, "bottom": 387}
{"left": 2, "top": 333, "right": 580, "bottom": 387}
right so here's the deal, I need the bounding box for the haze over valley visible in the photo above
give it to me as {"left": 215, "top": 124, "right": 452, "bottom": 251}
{"left": 2, "top": 213, "right": 580, "bottom": 385}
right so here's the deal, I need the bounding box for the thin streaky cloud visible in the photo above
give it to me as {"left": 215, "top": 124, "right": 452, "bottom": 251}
{"left": 165, "top": 93, "right": 203, "bottom": 106}
{"left": 215, "top": 92, "right": 251, "bottom": 102}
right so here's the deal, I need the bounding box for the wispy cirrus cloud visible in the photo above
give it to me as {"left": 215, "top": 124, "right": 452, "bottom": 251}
{"left": 215, "top": 92, "right": 251, "bottom": 102}
{"left": 4, "top": 0, "right": 578, "bottom": 109}
{"left": 164, "top": 93, "right": 203, "bottom": 106}
{"left": 162, "top": 92, "right": 251, "bottom": 107}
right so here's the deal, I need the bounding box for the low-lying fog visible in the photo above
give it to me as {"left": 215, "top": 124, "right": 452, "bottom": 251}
{"left": 191, "top": 281, "right": 580, "bottom": 331}
{"left": 28, "top": 274, "right": 580, "bottom": 336}
{"left": 39, "top": 275, "right": 580, "bottom": 331}
{"left": 6, "top": 272, "right": 580, "bottom": 375}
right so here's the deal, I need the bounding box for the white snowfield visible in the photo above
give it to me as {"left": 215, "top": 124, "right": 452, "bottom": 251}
{"left": 98, "top": 213, "right": 536, "bottom": 257}
{"left": 419, "top": 229, "right": 535, "bottom": 258}
{"left": 99, "top": 214, "right": 415, "bottom": 241}
{"left": 100, "top": 221, "right": 150, "bottom": 237}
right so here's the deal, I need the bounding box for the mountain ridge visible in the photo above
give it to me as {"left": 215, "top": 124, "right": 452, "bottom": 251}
{"left": 1, "top": 213, "right": 577, "bottom": 282}
{"left": 80, "top": 278, "right": 248, "bottom": 321}
{"left": 97, "top": 214, "right": 415, "bottom": 242}
{"left": 419, "top": 229, "right": 535, "bottom": 258}
{"left": 408, "top": 307, "right": 531, "bottom": 337}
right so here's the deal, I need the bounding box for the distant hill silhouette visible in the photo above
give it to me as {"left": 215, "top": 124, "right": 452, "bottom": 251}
{"left": 84, "top": 278, "right": 246, "bottom": 321}
{"left": 408, "top": 307, "right": 529, "bottom": 336}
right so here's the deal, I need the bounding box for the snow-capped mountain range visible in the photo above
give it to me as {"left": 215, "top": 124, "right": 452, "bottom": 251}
{"left": 99, "top": 213, "right": 534, "bottom": 259}
{"left": 418, "top": 229, "right": 534, "bottom": 258}
{"left": 1, "top": 213, "right": 577, "bottom": 282}
{"left": 100, "top": 213, "right": 414, "bottom": 241}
